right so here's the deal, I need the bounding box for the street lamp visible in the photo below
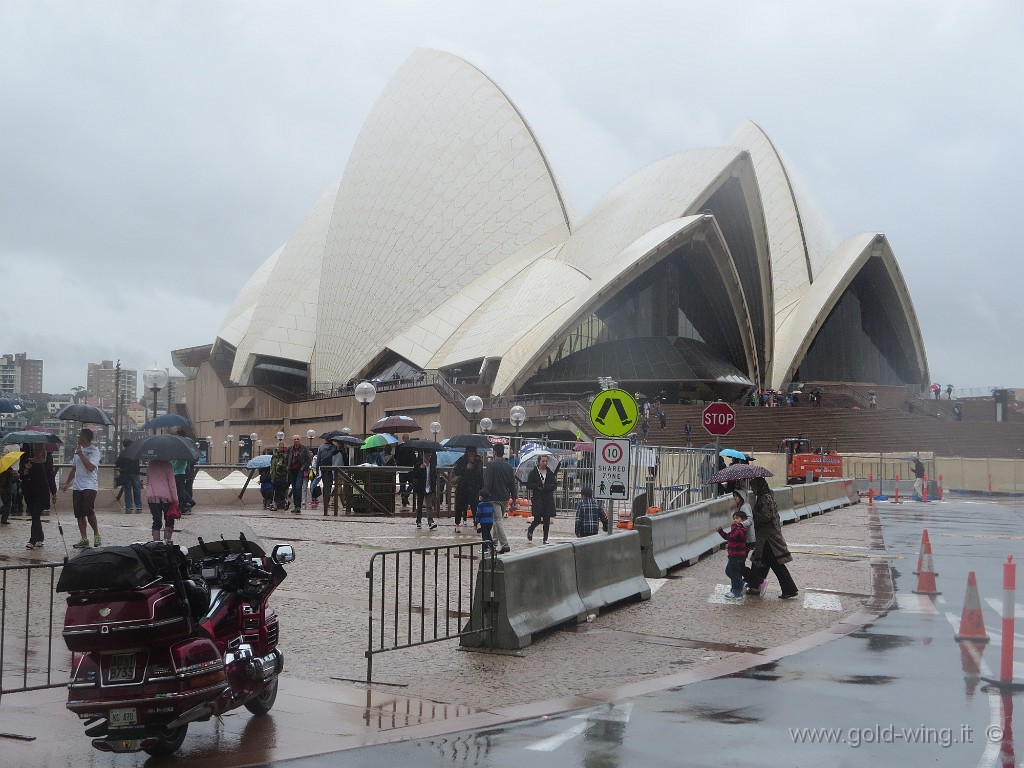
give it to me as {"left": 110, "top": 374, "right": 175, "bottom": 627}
{"left": 354, "top": 381, "right": 377, "bottom": 435}
{"left": 276, "top": 431, "right": 285, "bottom": 442}
{"left": 250, "top": 432, "right": 258, "bottom": 455}
{"left": 465, "top": 395, "right": 483, "bottom": 433}
{"left": 430, "top": 421, "right": 441, "bottom": 442}
{"left": 222, "top": 440, "right": 229, "bottom": 463}
{"left": 479, "top": 417, "right": 493, "bottom": 433}
{"left": 509, "top": 405, "right": 526, "bottom": 453}
{"left": 341, "top": 427, "right": 351, "bottom": 435}
{"left": 306, "top": 428, "right": 316, "bottom": 447}
{"left": 143, "top": 365, "right": 169, "bottom": 423}
{"left": 226, "top": 434, "right": 234, "bottom": 463}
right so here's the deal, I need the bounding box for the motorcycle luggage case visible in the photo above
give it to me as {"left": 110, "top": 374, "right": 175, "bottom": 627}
{"left": 63, "top": 584, "right": 192, "bottom": 652}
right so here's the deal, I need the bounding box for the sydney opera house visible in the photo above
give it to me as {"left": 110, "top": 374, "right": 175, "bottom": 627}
{"left": 176, "top": 49, "right": 928, "bottom": 422}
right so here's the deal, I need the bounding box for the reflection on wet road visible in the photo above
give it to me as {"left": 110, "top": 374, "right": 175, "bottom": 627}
{"left": 273, "top": 497, "right": 1023, "bottom": 768}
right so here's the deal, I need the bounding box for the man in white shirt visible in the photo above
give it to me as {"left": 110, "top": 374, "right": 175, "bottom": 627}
{"left": 60, "top": 428, "right": 102, "bottom": 548}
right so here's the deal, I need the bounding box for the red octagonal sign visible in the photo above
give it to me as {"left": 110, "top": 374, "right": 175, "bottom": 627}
{"left": 702, "top": 402, "right": 736, "bottom": 436}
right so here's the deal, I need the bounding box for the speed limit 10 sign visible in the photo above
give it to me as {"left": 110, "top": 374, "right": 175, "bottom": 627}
{"left": 594, "top": 438, "right": 630, "bottom": 501}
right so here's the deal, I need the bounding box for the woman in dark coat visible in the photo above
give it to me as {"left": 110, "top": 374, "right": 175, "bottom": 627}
{"left": 19, "top": 444, "right": 56, "bottom": 549}
{"left": 452, "top": 447, "right": 483, "bottom": 531}
{"left": 525, "top": 454, "right": 557, "bottom": 544}
{"left": 747, "top": 476, "right": 798, "bottom": 598}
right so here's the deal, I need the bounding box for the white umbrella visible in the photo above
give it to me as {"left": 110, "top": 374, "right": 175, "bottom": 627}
{"left": 515, "top": 448, "right": 560, "bottom": 483}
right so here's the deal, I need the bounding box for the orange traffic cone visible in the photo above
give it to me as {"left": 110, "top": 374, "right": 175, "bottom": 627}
{"left": 954, "top": 571, "right": 990, "bottom": 643}
{"left": 913, "top": 532, "right": 941, "bottom": 595}
{"left": 913, "top": 529, "right": 939, "bottom": 576}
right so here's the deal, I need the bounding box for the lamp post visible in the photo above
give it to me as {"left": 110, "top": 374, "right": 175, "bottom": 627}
{"left": 226, "top": 434, "right": 234, "bottom": 463}
{"left": 341, "top": 427, "right": 351, "bottom": 435}
{"left": 143, "top": 365, "right": 169, "bottom": 424}
{"left": 354, "top": 381, "right": 377, "bottom": 436}
{"left": 465, "top": 395, "right": 483, "bottom": 433}
{"left": 430, "top": 421, "right": 441, "bottom": 442}
{"left": 306, "top": 428, "right": 316, "bottom": 448}
{"left": 256, "top": 439, "right": 263, "bottom": 455}
{"left": 276, "top": 431, "right": 285, "bottom": 443}
{"left": 479, "top": 417, "right": 493, "bottom": 434}
{"left": 509, "top": 405, "right": 526, "bottom": 453}
{"left": 222, "top": 440, "right": 229, "bottom": 463}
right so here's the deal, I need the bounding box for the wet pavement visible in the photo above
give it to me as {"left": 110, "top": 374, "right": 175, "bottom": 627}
{"left": 2, "top": 495, "right": 1018, "bottom": 766}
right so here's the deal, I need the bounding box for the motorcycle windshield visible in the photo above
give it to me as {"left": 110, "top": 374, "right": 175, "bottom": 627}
{"left": 172, "top": 517, "right": 269, "bottom": 560}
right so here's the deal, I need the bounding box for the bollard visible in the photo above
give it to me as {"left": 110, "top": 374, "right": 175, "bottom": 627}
{"left": 893, "top": 473, "right": 900, "bottom": 504}
{"left": 1000, "top": 555, "right": 1016, "bottom": 684}
{"left": 938, "top": 473, "right": 944, "bottom": 500}
{"left": 868, "top": 471, "right": 874, "bottom": 507}
{"left": 988, "top": 473, "right": 993, "bottom": 497}
{"left": 923, "top": 471, "right": 929, "bottom": 503}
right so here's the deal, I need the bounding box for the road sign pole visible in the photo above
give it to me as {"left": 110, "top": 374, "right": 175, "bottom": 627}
{"left": 714, "top": 435, "right": 721, "bottom": 497}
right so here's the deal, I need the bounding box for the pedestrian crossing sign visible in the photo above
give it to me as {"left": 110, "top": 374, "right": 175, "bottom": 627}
{"left": 589, "top": 388, "right": 639, "bottom": 438}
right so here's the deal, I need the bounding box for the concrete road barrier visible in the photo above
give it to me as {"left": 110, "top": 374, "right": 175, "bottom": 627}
{"left": 571, "top": 530, "right": 650, "bottom": 614}
{"left": 634, "top": 496, "right": 733, "bottom": 578}
{"left": 460, "top": 544, "right": 587, "bottom": 650}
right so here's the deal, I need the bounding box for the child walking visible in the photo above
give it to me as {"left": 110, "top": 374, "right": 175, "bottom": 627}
{"left": 474, "top": 490, "right": 495, "bottom": 553}
{"left": 717, "top": 509, "right": 749, "bottom": 600}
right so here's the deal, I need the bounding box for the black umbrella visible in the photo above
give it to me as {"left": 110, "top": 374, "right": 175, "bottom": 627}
{"left": 329, "top": 435, "right": 365, "bottom": 446}
{"left": 56, "top": 402, "right": 113, "bottom": 426}
{"left": 404, "top": 438, "right": 443, "bottom": 453}
{"left": 142, "top": 413, "right": 190, "bottom": 430}
{"left": 0, "top": 397, "right": 25, "bottom": 414}
{"left": 121, "top": 434, "right": 201, "bottom": 462}
{"left": 2, "top": 430, "right": 62, "bottom": 446}
{"left": 444, "top": 434, "right": 495, "bottom": 450}
{"left": 705, "top": 464, "right": 774, "bottom": 484}
{"left": 320, "top": 429, "right": 345, "bottom": 439}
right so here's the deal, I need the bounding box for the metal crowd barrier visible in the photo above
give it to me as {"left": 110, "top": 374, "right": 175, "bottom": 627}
{"left": 0, "top": 561, "right": 69, "bottom": 700}
{"left": 365, "top": 542, "right": 496, "bottom": 683}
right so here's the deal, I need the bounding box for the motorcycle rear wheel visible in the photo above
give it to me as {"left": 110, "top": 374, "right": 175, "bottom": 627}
{"left": 142, "top": 724, "right": 188, "bottom": 757}
{"left": 244, "top": 676, "right": 279, "bottom": 715}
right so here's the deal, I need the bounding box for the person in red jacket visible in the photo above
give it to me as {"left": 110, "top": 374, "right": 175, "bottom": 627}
{"left": 717, "top": 509, "right": 749, "bottom": 599}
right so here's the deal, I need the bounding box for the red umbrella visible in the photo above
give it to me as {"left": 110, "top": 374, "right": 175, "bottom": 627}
{"left": 929, "top": 383, "right": 941, "bottom": 391}
{"left": 370, "top": 415, "right": 422, "bottom": 433}
{"left": 573, "top": 441, "right": 594, "bottom": 452}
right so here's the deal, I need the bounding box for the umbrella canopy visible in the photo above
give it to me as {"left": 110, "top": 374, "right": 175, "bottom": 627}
{"left": 2, "top": 430, "right": 62, "bottom": 446}
{"left": 404, "top": 438, "right": 444, "bottom": 453}
{"left": 867, "top": 389, "right": 877, "bottom": 396}
{"left": 362, "top": 433, "right": 399, "bottom": 450}
{"left": 142, "top": 413, "right": 190, "bottom": 430}
{"left": 320, "top": 429, "right": 346, "bottom": 439}
{"left": 24, "top": 425, "right": 63, "bottom": 451}
{"left": 0, "top": 397, "right": 25, "bottom": 414}
{"left": 444, "top": 434, "right": 494, "bottom": 450}
{"left": 719, "top": 448, "right": 749, "bottom": 461}
{"left": 706, "top": 464, "right": 774, "bottom": 484}
{"left": 0, "top": 450, "right": 24, "bottom": 474}
{"left": 122, "top": 434, "right": 201, "bottom": 462}
{"left": 371, "top": 415, "right": 422, "bottom": 434}
{"left": 246, "top": 454, "right": 273, "bottom": 470}
{"left": 330, "top": 435, "right": 364, "bottom": 447}
{"left": 573, "top": 441, "right": 594, "bottom": 452}
{"left": 515, "top": 448, "right": 560, "bottom": 483}
{"left": 55, "top": 402, "right": 113, "bottom": 426}
{"left": 929, "top": 383, "right": 941, "bottom": 391}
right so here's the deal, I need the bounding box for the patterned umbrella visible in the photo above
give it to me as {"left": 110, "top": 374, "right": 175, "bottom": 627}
{"left": 705, "top": 464, "right": 773, "bottom": 484}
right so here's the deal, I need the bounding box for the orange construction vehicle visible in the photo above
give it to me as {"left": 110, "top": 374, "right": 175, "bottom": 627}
{"left": 779, "top": 437, "right": 843, "bottom": 483}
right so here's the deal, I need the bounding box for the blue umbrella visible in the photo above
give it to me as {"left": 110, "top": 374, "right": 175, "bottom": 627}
{"left": 143, "top": 413, "right": 191, "bottom": 430}
{"left": 246, "top": 454, "right": 273, "bottom": 470}
{"left": 719, "top": 448, "right": 749, "bottom": 461}
{"left": 0, "top": 398, "right": 25, "bottom": 414}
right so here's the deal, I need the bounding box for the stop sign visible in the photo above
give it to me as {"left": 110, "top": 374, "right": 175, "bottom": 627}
{"left": 702, "top": 402, "right": 736, "bottom": 436}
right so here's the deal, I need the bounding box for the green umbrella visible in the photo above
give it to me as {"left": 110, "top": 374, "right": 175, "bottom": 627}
{"left": 361, "top": 433, "right": 398, "bottom": 450}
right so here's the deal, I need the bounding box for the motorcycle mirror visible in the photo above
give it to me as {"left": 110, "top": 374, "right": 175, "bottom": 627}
{"left": 272, "top": 544, "right": 296, "bottom": 564}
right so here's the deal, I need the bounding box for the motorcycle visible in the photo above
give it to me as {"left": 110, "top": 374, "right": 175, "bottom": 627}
{"left": 58, "top": 521, "right": 295, "bottom": 756}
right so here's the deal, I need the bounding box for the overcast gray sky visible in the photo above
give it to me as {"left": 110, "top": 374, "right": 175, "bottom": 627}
{"left": 2, "top": 0, "right": 1021, "bottom": 397}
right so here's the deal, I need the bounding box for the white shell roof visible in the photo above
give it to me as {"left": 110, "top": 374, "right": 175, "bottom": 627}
{"left": 214, "top": 50, "right": 927, "bottom": 395}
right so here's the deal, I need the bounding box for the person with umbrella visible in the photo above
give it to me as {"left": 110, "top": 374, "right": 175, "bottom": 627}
{"left": 270, "top": 439, "right": 290, "bottom": 511}
{"left": 285, "top": 435, "right": 313, "bottom": 512}
{"left": 452, "top": 446, "right": 484, "bottom": 532}
{"left": 526, "top": 454, "right": 557, "bottom": 544}
{"left": 19, "top": 443, "right": 56, "bottom": 549}
{"left": 59, "top": 428, "right": 102, "bottom": 549}
{"left": 746, "top": 477, "right": 798, "bottom": 599}
{"left": 115, "top": 439, "right": 144, "bottom": 514}
{"left": 409, "top": 450, "right": 439, "bottom": 530}
{"left": 911, "top": 457, "right": 926, "bottom": 500}
{"left": 145, "top": 458, "right": 179, "bottom": 543}
{"left": 394, "top": 434, "right": 418, "bottom": 508}
{"left": 482, "top": 443, "right": 514, "bottom": 554}
{"left": 309, "top": 435, "right": 338, "bottom": 510}
{"left": 0, "top": 450, "right": 20, "bottom": 525}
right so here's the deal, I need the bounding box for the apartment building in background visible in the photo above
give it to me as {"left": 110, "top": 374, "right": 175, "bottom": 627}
{"left": 1, "top": 353, "right": 43, "bottom": 395}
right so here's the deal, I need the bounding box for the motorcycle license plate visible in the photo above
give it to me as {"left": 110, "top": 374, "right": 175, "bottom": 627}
{"left": 109, "top": 707, "right": 137, "bottom": 727}
{"left": 108, "top": 653, "right": 136, "bottom": 683}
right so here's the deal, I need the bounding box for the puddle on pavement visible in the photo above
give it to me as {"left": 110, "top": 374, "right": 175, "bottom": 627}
{"left": 585, "top": 628, "right": 765, "bottom": 655}
{"left": 848, "top": 630, "right": 917, "bottom": 652}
